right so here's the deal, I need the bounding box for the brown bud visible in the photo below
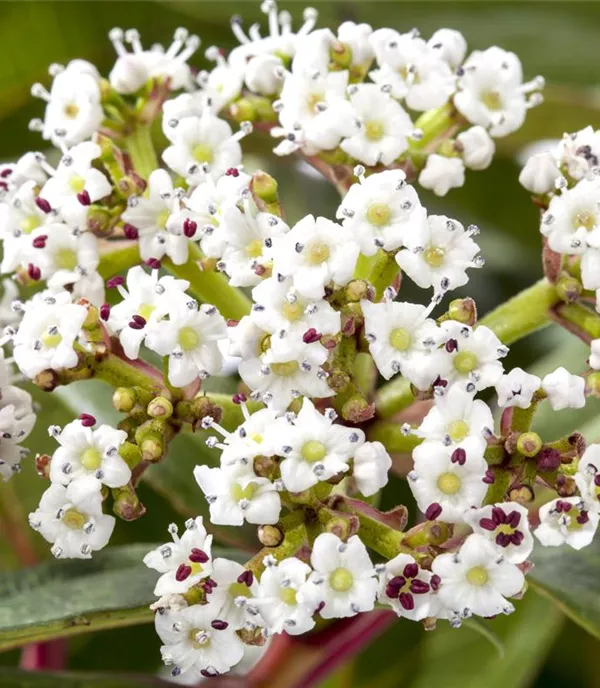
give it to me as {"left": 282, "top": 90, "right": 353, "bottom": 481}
{"left": 422, "top": 617, "right": 437, "bottom": 632}
{"left": 33, "top": 369, "right": 59, "bottom": 392}
{"left": 237, "top": 627, "right": 267, "bottom": 647}
{"left": 447, "top": 297, "right": 477, "bottom": 326}
{"left": 509, "top": 484, "right": 535, "bottom": 504}
{"left": 258, "top": 524, "right": 284, "bottom": 547}
{"left": 327, "top": 369, "right": 351, "bottom": 392}
{"left": 113, "top": 487, "right": 146, "bottom": 521}
{"left": 253, "top": 455, "right": 276, "bottom": 479}
{"left": 345, "top": 279, "right": 370, "bottom": 303}
{"left": 341, "top": 394, "right": 375, "bottom": 423}
{"left": 35, "top": 453, "right": 51, "bottom": 479}
{"left": 325, "top": 515, "right": 359, "bottom": 541}
{"left": 555, "top": 473, "right": 578, "bottom": 497}
{"left": 326, "top": 470, "right": 347, "bottom": 486}
{"left": 536, "top": 447, "right": 561, "bottom": 472}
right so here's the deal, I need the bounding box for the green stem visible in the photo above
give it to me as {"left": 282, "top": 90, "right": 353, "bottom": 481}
{"left": 374, "top": 377, "right": 414, "bottom": 419}
{"left": 98, "top": 244, "right": 140, "bottom": 280}
{"left": 126, "top": 124, "right": 159, "bottom": 180}
{"left": 163, "top": 245, "right": 251, "bottom": 320}
{"left": 367, "top": 421, "right": 422, "bottom": 453}
{"left": 369, "top": 251, "right": 399, "bottom": 300}
{"left": 95, "top": 354, "right": 162, "bottom": 390}
{"left": 550, "top": 301, "right": 600, "bottom": 343}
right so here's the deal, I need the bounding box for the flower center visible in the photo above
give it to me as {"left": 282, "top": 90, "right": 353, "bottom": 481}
{"left": 437, "top": 472, "right": 461, "bottom": 495}
{"left": 282, "top": 301, "right": 304, "bottom": 322}
{"left": 191, "top": 143, "right": 214, "bottom": 164}
{"left": 423, "top": 246, "right": 446, "bottom": 267}
{"left": 306, "top": 92, "right": 325, "bottom": 114}
{"left": 62, "top": 508, "right": 86, "bottom": 530}
{"left": 157, "top": 209, "right": 170, "bottom": 229}
{"left": 69, "top": 175, "right": 86, "bottom": 194}
{"left": 389, "top": 327, "right": 412, "bottom": 352}
{"left": 480, "top": 90, "right": 502, "bottom": 111}
{"left": 301, "top": 440, "right": 327, "bottom": 463}
{"left": 307, "top": 242, "right": 330, "bottom": 265}
{"left": 250, "top": 433, "right": 263, "bottom": 444}
{"left": 279, "top": 587, "right": 298, "bottom": 606}
{"left": 178, "top": 326, "right": 200, "bottom": 352}
{"left": 230, "top": 482, "right": 259, "bottom": 503}
{"left": 138, "top": 303, "right": 155, "bottom": 321}
{"left": 63, "top": 103, "right": 80, "bottom": 119}
{"left": 80, "top": 448, "right": 102, "bottom": 471}
{"left": 447, "top": 419, "right": 470, "bottom": 442}
{"left": 41, "top": 330, "right": 63, "bottom": 349}
{"left": 466, "top": 566, "right": 489, "bottom": 586}
{"left": 20, "top": 215, "right": 41, "bottom": 234}
{"left": 229, "top": 582, "right": 253, "bottom": 599}
{"left": 259, "top": 334, "right": 272, "bottom": 354}
{"left": 270, "top": 361, "right": 299, "bottom": 377}
{"left": 364, "top": 120, "right": 384, "bottom": 141}
{"left": 453, "top": 351, "right": 478, "bottom": 374}
{"left": 329, "top": 567, "right": 354, "bottom": 592}
{"left": 188, "top": 628, "right": 211, "bottom": 649}
{"left": 573, "top": 210, "right": 596, "bottom": 231}
{"left": 246, "top": 239, "right": 264, "bottom": 259}
{"left": 54, "top": 248, "right": 78, "bottom": 271}
{"left": 366, "top": 202, "right": 392, "bottom": 227}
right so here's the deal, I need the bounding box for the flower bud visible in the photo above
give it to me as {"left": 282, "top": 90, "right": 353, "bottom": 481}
{"left": 35, "top": 453, "right": 51, "bottom": 479}
{"left": 139, "top": 432, "right": 165, "bottom": 462}
{"left": 341, "top": 394, "right": 375, "bottom": 423}
{"left": 556, "top": 275, "right": 582, "bottom": 304}
{"left": 345, "top": 279, "right": 370, "bottom": 303}
{"left": 508, "top": 484, "right": 535, "bottom": 504}
{"left": 82, "top": 303, "right": 100, "bottom": 330}
{"left": 586, "top": 371, "right": 600, "bottom": 398}
{"left": 536, "top": 447, "right": 561, "bottom": 472}
{"left": 228, "top": 97, "right": 256, "bottom": 123}
{"left": 325, "top": 515, "right": 359, "bottom": 541}
{"left": 113, "top": 486, "right": 146, "bottom": 521}
{"left": 418, "top": 154, "right": 465, "bottom": 197}
{"left": 109, "top": 54, "right": 148, "bottom": 95}
{"left": 447, "top": 297, "right": 477, "bottom": 326}
{"left": 253, "top": 454, "right": 276, "bottom": 479}
{"left": 147, "top": 396, "right": 174, "bottom": 419}
{"left": 456, "top": 126, "right": 495, "bottom": 170}
{"left": 516, "top": 431, "right": 542, "bottom": 457}
{"left": 250, "top": 171, "right": 279, "bottom": 205}
{"left": 113, "top": 387, "right": 137, "bottom": 413}
{"left": 555, "top": 473, "right": 578, "bottom": 497}
{"left": 245, "top": 54, "right": 283, "bottom": 96}
{"left": 428, "top": 28, "right": 467, "bottom": 68}
{"left": 518, "top": 152, "right": 560, "bottom": 195}
{"left": 330, "top": 41, "right": 353, "bottom": 69}
{"left": 87, "top": 206, "right": 113, "bottom": 236}
{"left": 258, "top": 524, "right": 284, "bottom": 547}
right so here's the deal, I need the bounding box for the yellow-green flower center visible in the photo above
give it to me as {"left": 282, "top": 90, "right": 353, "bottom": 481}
{"left": 466, "top": 566, "right": 489, "bottom": 586}
{"left": 20, "top": 215, "right": 41, "bottom": 234}
{"left": 229, "top": 582, "right": 253, "bottom": 599}
{"left": 41, "top": 331, "right": 62, "bottom": 349}
{"left": 191, "top": 143, "right": 214, "bottom": 164}
{"left": 307, "top": 242, "right": 330, "bottom": 265}
{"left": 366, "top": 202, "right": 391, "bottom": 227}
{"left": 282, "top": 301, "right": 304, "bottom": 322}
{"left": 62, "top": 508, "right": 86, "bottom": 530}
{"left": 306, "top": 92, "right": 324, "bottom": 113}
{"left": 157, "top": 209, "right": 170, "bottom": 229}
{"left": 480, "top": 90, "right": 502, "bottom": 111}
{"left": 364, "top": 120, "right": 384, "bottom": 141}
{"left": 54, "top": 248, "right": 78, "bottom": 271}
{"left": 246, "top": 239, "right": 264, "bottom": 259}
{"left": 138, "top": 303, "right": 155, "bottom": 321}
{"left": 574, "top": 210, "right": 596, "bottom": 231}
{"left": 270, "top": 361, "right": 299, "bottom": 377}
{"left": 80, "top": 447, "right": 102, "bottom": 471}
{"left": 389, "top": 327, "right": 412, "bottom": 352}
{"left": 424, "top": 246, "right": 446, "bottom": 268}
{"left": 437, "top": 472, "right": 461, "bottom": 495}
{"left": 329, "top": 567, "right": 354, "bottom": 592}
{"left": 188, "top": 628, "right": 211, "bottom": 649}
{"left": 447, "top": 419, "right": 470, "bottom": 443}
{"left": 178, "top": 326, "right": 200, "bottom": 352}
{"left": 453, "top": 351, "right": 478, "bottom": 374}
{"left": 301, "top": 440, "right": 327, "bottom": 463}
{"left": 230, "top": 482, "right": 259, "bottom": 503}
{"left": 279, "top": 587, "right": 298, "bottom": 606}
{"left": 69, "top": 175, "right": 86, "bottom": 193}
{"left": 64, "top": 103, "right": 80, "bottom": 119}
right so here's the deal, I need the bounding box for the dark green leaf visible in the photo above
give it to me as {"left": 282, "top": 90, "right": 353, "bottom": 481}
{"left": 0, "top": 668, "right": 172, "bottom": 688}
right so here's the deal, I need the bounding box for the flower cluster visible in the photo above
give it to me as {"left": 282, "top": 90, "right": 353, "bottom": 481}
{"left": 0, "top": 1, "right": 598, "bottom": 684}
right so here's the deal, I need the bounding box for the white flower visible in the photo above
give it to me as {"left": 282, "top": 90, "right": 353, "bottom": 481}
{"left": 272, "top": 214, "right": 360, "bottom": 299}
{"left": 541, "top": 179, "right": 600, "bottom": 255}
{"left": 495, "top": 367, "right": 541, "bottom": 409}
{"left": 427, "top": 28, "right": 467, "bottom": 69}
{"left": 299, "top": 533, "right": 377, "bottom": 619}
{"left": 454, "top": 47, "right": 542, "bottom": 138}
{"left": 244, "top": 53, "right": 283, "bottom": 96}
{"left": 369, "top": 29, "right": 456, "bottom": 110}
{"left": 36, "top": 61, "right": 103, "bottom": 146}
{"left": 155, "top": 603, "right": 245, "bottom": 681}
{"left": 431, "top": 533, "right": 524, "bottom": 618}
{"left": 341, "top": 84, "right": 413, "bottom": 166}
{"left": 535, "top": 497, "right": 599, "bottom": 550}
{"left": 251, "top": 276, "right": 340, "bottom": 337}
{"left": 162, "top": 113, "right": 247, "bottom": 184}
{"left": 437, "top": 322, "right": 506, "bottom": 391}
{"left": 105, "top": 266, "right": 189, "bottom": 360}
{"left": 273, "top": 398, "right": 365, "bottom": 492}
{"left": 48, "top": 419, "right": 129, "bottom": 491}
{"left": 557, "top": 126, "right": 600, "bottom": 182}
{"left": 457, "top": 126, "right": 496, "bottom": 171}
{"left": 162, "top": 92, "right": 205, "bottom": 142}
{"left": 206, "top": 557, "right": 259, "bottom": 631}
{"left": 194, "top": 461, "right": 281, "bottom": 526}
{"left": 41, "top": 142, "right": 112, "bottom": 227}
{"left": 108, "top": 27, "right": 199, "bottom": 94}
{"left": 0, "top": 279, "right": 20, "bottom": 328}
{"left": 238, "top": 332, "right": 333, "bottom": 412}
{"left": 0, "top": 385, "right": 36, "bottom": 481}
{"left": 417, "top": 384, "right": 494, "bottom": 451}
{"left": 217, "top": 205, "right": 289, "bottom": 287}
{"left": 574, "top": 444, "right": 600, "bottom": 507}
{"left": 582, "top": 249, "right": 600, "bottom": 291}
{"left": 254, "top": 557, "right": 316, "bottom": 635}
{"left": 144, "top": 518, "right": 213, "bottom": 596}
{"left": 541, "top": 367, "right": 585, "bottom": 411}
{"left": 28, "top": 480, "right": 115, "bottom": 559}
{"left": 352, "top": 441, "right": 392, "bottom": 496}
{"left": 336, "top": 169, "right": 426, "bottom": 255}
{"left": 396, "top": 215, "right": 481, "bottom": 294}
{"left": 408, "top": 437, "right": 488, "bottom": 523}
{"left": 145, "top": 301, "right": 227, "bottom": 387}
{"left": 591, "top": 339, "right": 600, "bottom": 370}
{"left": 519, "top": 151, "right": 560, "bottom": 195}
{"left": 464, "top": 503, "right": 534, "bottom": 564}
{"left": 13, "top": 290, "right": 87, "bottom": 379}
{"left": 377, "top": 554, "right": 442, "bottom": 620}
{"left": 0, "top": 152, "right": 48, "bottom": 202}
{"left": 361, "top": 298, "right": 443, "bottom": 387}
{"left": 418, "top": 155, "right": 465, "bottom": 197}
{"left": 121, "top": 169, "right": 189, "bottom": 265}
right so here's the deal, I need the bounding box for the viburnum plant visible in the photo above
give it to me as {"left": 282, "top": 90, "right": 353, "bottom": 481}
{"left": 2, "top": 0, "right": 600, "bottom": 682}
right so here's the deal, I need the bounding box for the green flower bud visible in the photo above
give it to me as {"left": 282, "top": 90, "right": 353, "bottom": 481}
{"left": 147, "top": 396, "right": 174, "bottom": 419}
{"left": 556, "top": 275, "right": 582, "bottom": 303}
{"left": 258, "top": 524, "right": 284, "bottom": 548}
{"left": 516, "top": 431, "right": 543, "bottom": 457}
{"left": 113, "top": 387, "right": 137, "bottom": 413}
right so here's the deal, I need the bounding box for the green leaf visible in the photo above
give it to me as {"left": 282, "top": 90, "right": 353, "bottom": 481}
{"left": 529, "top": 536, "right": 600, "bottom": 640}
{"left": 0, "top": 668, "right": 173, "bottom": 688}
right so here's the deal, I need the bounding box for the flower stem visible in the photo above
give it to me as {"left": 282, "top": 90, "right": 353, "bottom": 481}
{"left": 373, "top": 377, "right": 414, "bottom": 419}
{"left": 98, "top": 243, "right": 140, "bottom": 280}
{"left": 95, "top": 353, "right": 163, "bottom": 391}
{"left": 368, "top": 250, "right": 399, "bottom": 300}
{"left": 125, "top": 124, "right": 158, "bottom": 180}
{"left": 549, "top": 301, "right": 600, "bottom": 344}
{"left": 367, "top": 421, "right": 422, "bottom": 453}
{"left": 163, "top": 245, "right": 251, "bottom": 321}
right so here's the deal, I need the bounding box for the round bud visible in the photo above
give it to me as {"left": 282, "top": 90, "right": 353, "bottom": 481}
{"left": 147, "top": 396, "right": 174, "bottom": 419}
{"left": 556, "top": 276, "right": 582, "bottom": 304}
{"left": 113, "top": 387, "right": 137, "bottom": 413}
{"left": 508, "top": 484, "right": 535, "bottom": 505}
{"left": 258, "top": 524, "right": 284, "bottom": 547}
{"left": 448, "top": 297, "right": 477, "bottom": 326}
{"left": 516, "top": 431, "right": 543, "bottom": 457}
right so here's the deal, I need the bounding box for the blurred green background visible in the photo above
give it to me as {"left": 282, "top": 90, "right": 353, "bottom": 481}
{"left": 1, "top": 1, "right": 600, "bottom": 686}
